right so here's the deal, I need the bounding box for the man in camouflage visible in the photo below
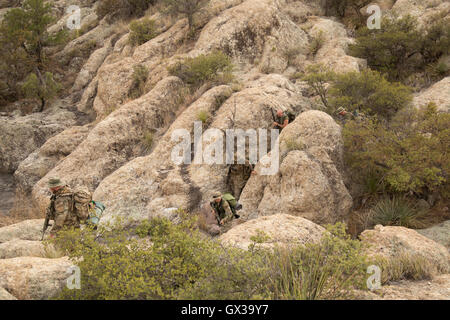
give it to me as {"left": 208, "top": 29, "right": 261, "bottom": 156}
{"left": 46, "top": 178, "right": 82, "bottom": 236}
{"left": 210, "top": 192, "right": 235, "bottom": 226}
{"left": 273, "top": 109, "right": 289, "bottom": 131}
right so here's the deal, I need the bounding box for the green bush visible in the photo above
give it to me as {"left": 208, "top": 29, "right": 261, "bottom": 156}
{"left": 329, "top": 69, "right": 412, "bottom": 119}
{"left": 96, "top": 0, "right": 155, "bottom": 20}
{"left": 21, "top": 72, "right": 60, "bottom": 111}
{"left": 162, "top": 0, "right": 210, "bottom": 30}
{"left": 0, "top": 0, "right": 67, "bottom": 106}
{"left": 349, "top": 15, "right": 449, "bottom": 81}
{"left": 343, "top": 103, "right": 450, "bottom": 200}
{"left": 168, "top": 51, "right": 233, "bottom": 90}
{"left": 128, "top": 64, "right": 149, "bottom": 99}
{"left": 196, "top": 110, "right": 209, "bottom": 123}
{"left": 51, "top": 217, "right": 369, "bottom": 300}
{"left": 368, "top": 197, "right": 427, "bottom": 229}
{"left": 309, "top": 31, "right": 325, "bottom": 56}
{"left": 129, "top": 18, "right": 158, "bottom": 46}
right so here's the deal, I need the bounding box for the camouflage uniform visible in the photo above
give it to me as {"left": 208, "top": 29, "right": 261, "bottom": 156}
{"left": 210, "top": 197, "right": 234, "bottom": 225}
{"left": 47, "top": 186, "right": 79, "bottom": 235}
{"left": 275, "top": 113, "right": 289, "bottom": 130}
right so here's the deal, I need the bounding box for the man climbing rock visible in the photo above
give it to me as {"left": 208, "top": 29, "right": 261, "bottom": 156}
{"left": 43, "top": 177, "right": 91, "bottom": 238}
{"left": 273, "top": 109, "right": 289, "bottom": 130}
{"left": 210, "top": 192, "right": 241, "bottom": 226}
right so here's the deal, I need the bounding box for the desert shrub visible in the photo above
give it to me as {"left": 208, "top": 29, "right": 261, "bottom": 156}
{"left": 196, "top": 110, "right": 209, "bottom": 123}
{"left": 301, "top": 64, "right": 335, "bottom": 112}
{"left": 309, "top": 31, "right": 325, "bottom": 56}
{"left": 168, "top": 51, "right": 233, "bottom": 90}
{"left": 128, "top": 64, "right": 148, "bottom": 99}
{"left": 0, "top": 0, "right": 67, "bottom": 106}
{"left": 370, "top": 252, "right": 439, "bottom": 284}
{"left": 301, "top": 66, "right": 412, "bottom": 119}
{"left": 162, "top": 0, "right": 210, "bottom": 30}
{"left": 21, "top": 72, "right": 60, "bottom": 111}
{"left": 129, "top": 18, "right": 158, "bottom": 46}
{"left": 329, "top": 69, "right": 412, "bottom": 119}
{"left": 96, "top": 0, "right": 155, "bottom": 20}
{"left": 349, "top": 15, "right": 450, "bottom": 81}
{"left": 52, "top": 217, "right": 369, "bottom": 300}
{"left": 368, "top": 197, "right": 427, "bottom": 229}
{"left": 142, "top": 130, "right": 153, "bottom": 152}
{"left": 343, "top": 103, "right": 450, "bottom": 200}
{"left": 267, "top": 223, "right": 368, "bottom": 300}
{"left": 284, "top": 138, "right": 304, "bottom": 152}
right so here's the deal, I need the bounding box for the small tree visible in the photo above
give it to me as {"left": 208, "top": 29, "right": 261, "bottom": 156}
{"left": 0, "top": 0, "right": 66, "bottom": 107}
{"left": 162, "top": 0, "right": 210, "bottom": 31}
{"left": 301, "top": 64, "right": 335, "bottom": 113}
{"left": 21, "top": 72, "right": 60, "bottom": 111}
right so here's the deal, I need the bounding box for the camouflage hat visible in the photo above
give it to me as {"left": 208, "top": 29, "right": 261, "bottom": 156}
{"left": 212, "top": 191, "right": 222, "bottom": 198}
{"left": 48, "top": 177, "right": 63, "bottom": 188}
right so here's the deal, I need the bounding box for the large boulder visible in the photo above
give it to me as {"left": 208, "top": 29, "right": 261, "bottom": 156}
{"left": 391, "top": 0, "right": 450, "bottom": 27}
{"left": 0, "top": 287, "right": 17, "bottom": 300}
{"left": 0, "top": 108, "right": 77, "bottom": 173}
{"left": 31, "top": 76, "right": 185, "bottom": 213}
{"left": 413, "top": 77, "right": 450, "bottom": 112}
{"left": 94, "top": 74, "right": 310, "bottom": 224}
{"left": 238, "top": 110, "right": 352, "bottom": 225}
{"left": 0, "top": 219, "right": 44, "bottom": 243}
{"left": 0, "top": 239, "right": 46, "bottom": 259}
{"left": 307, "top": 17, "right": 366, "bottom": 73}
{"left": 360, "top": 225, "right": 450, "bottom": 273}
{"left": 15, "top": 125, "right": 91, "bottom": 192}
{"left": 195, "top": 0, "right": 310, "bottom": 73}
{"left": 219, "top": 213, "right": 326, "bottom": 250}
{"left": 418, "top": 220, "right": 450, "bottom": 251}
{"left": 0, "top": 256, "right": 72, "bottom": 300}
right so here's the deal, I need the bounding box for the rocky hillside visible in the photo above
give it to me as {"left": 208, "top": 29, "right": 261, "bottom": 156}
{"left": 0, "top": 0, "right": 449, "bottom": 300}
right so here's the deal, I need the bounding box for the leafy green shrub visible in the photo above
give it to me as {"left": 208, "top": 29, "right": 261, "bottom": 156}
{"left": 349, "top": 15, "right": 449, "bottom": 81}
{"left": 0, "top": 0, "right": 67, "bottom": 106}
{"left": 368, "top": 197, "right": 427, "bottom": 229}
{"left": 96, "top": 0, "right": 155, "bottom": 20}
{"left": 168, "top": 51, "right": 233, "bottom": 90}
{"left": 267, "top": 223, "right": 368, "bottom": 300}
{"left": 21, "top": 72, "right": 60, "bottom": 111}
{"left": 196, "top": 110, "right": 209, "bottom": 123}
{"left": 329, "top": 69, "right": 412, "bottom": 119}
{"left": 343, "top": 103, "right": 450, "bottom": 200}
{"left": 162, "top": 0, "right": 210, "bottom": 30}
{"left": 128, "top": 64, "right": 149, "bottom": 99}
{"left": 129, "top": 18, "right": 158, "bottom": 46}
{"left": 51, "top": 217, "right": 369, "bottom": 300}
{"left": 301, "top": 66, "right": 412, "bottom": 119}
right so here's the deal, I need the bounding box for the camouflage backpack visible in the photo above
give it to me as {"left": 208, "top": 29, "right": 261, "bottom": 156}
{"left": 71, "top": 187, "right": 92, "bottom": 222}
{"left": 222, "top": 193, "right": 242, "bottom": 215}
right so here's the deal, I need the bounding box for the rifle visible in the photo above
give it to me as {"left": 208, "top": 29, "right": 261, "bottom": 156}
{"left": 210, "top": 201, "right": 221, "bottom": 225}
{"left": 41, "top": 197, "right": 54, "bottom": 241}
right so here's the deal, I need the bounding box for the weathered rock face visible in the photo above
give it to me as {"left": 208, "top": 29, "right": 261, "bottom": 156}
{"left": 195, "top": 0, "right": 310, "bottom": 73}
{"left": 15, "top": 125, "right": 91, "bottom": 192}
{"left": 0, "top": 256, "right": 72, "bottom": 300}
{"left": 418, "top": 220, "right": 450, "bottom": 251}
{"left": 306, "top": 17, "right": 366, "bottom": 73}
{"left": 360, "top": 225, "right": 450, "bottom": 273}
{"left": 0, "top": 219, "right": 44, "bottom": 243}
{"left": 238, "top": 110, "right": 352, "bottom": 225}
{"left": 94, "top": 74, "right": 310, "bottom": 224}
{"left": 391, "top": 0, "right": 450, "bottom": 27}
{"left": 32, "top": 77, "right": 185, "bottom": 213}
{"left": 413, "top": 77, "right": 450, "bottom": 112}
{"left": 0, "top": 108, "right": 77, "bottom": 173}
{"left": 0, "top": 239, "right": 46, "bottom": 259}
{"left": 220, "top": 213, "right": 326, "bottom": 250}
{"left": 0, "top": 286, "right": 17, "bottom": 300}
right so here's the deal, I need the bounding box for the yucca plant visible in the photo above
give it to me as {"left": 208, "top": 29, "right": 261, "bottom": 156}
{"left": 369, "top": 197, "right": 427, "bottom": 229}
